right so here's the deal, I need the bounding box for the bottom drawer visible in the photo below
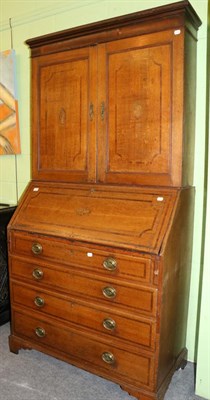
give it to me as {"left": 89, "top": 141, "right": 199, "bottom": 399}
{"left": 12, "top": 310, "right": 154, "bottom": 389}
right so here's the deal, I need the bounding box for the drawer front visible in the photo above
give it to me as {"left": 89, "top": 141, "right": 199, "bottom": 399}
{"left": 9, "top": 231, "right": 152, "bottom": 283}
{"left": 10, "top": 258, "right": 157, "bottom": 316}
{"left": 11, "top": 282, "right": 156, "bottom": 349}
{"left": 12, "top": 310, "right": 154, "bottom": 388}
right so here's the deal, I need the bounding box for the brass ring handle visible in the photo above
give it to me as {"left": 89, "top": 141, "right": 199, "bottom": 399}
{"left": 34, "top": 296, "right": 45, "bottom": 308}
{"left": 35, "top": 327, "right": 46, "bottom": 338}
{"left": 103, "top": 318, "right": 116, "bottom": 331}
{"left": 102, "top": 257, "right": 117, "bottom": 271}
{"left": 32, "top": 269, "right": 43, "bottom": 280}
{"left": 102, "top": 351, "right": 115, "bottom": 365}
{"left": 102, "top": 286, "right": 117, "bottom": 299}
{"left": 32, "top": 243, "right": 43, "bottom": 255}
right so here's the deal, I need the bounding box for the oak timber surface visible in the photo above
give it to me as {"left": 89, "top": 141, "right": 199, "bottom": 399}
{"left": 29, "top": 2, "right": 201, "bottom": 187}
{"left": 8, "top": 2, "right": 201, "bottom": 400}
{"left": 9, "top": 182, "right": 178, "bottom": 254}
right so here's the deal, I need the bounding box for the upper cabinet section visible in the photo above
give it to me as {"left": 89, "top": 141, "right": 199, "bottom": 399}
{"left": 26, "top": 1, "right": 201, "bottom": 187}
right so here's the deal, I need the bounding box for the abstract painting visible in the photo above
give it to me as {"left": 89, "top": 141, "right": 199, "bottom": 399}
{"left": 0, "top": 49, "right": 21, "bottom": 155}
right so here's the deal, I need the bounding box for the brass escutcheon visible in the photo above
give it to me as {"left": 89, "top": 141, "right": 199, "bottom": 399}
{"left": 32, "top": 269, "right": 43, "bottom": 280}
{"left": 103, "top": 318, "right": 116, "bottom": 331}
{"left": 103, "top": 257, "right": 117, "bottom": 271}
{"left": 34, "top": 296, "right": 45, "bottom": 307}
{"left": 102, "top": 351, "right": 115, "bottom": 365}
{"left": 35, "top": 327, "right": 46, "bottom": 338}
{"left": 32, "top": 243, "right": 43, "bottom": 255}
{"left": 102, "top": 286, "right": 117, "bottom": 299}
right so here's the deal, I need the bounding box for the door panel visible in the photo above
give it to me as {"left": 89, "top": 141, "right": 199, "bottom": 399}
{"left": 98, "top": 30, "right": 183, "bottom": 186}
{"left": 32, "top": 47, "right": 97, "bottom": 183}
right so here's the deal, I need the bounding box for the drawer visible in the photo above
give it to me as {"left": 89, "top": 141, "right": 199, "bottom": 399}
{"left": 10, "top": 258, "right": 157, "bottom": 316}
{"left": 12, "top": 310, "right": 155, "bottom": 389}
{"left": 11, "top": 282, "right": 156, "bottom": 350}
{"left": 9, "top": 231, "right": 153, "bottom": 284}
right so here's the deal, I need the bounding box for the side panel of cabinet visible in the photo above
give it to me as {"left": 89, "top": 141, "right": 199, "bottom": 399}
{"left": 157, "top": 187, "right": 195, "bottom": 388}
{"left": 97, "top": 29, "right": 184, "bottom": 186}
{"left": 32, "top": 47, "right": 97, "bottom": 183}
{"left": 182, "top": 30, "right": 197, "bottom": 187}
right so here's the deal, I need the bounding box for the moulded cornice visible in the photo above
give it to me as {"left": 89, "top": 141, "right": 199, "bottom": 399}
{"left": 25, "top": 0, "right": 202, "bottom": 56}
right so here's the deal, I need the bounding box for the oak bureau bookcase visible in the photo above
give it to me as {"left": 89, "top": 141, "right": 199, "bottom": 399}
{"left": 7, "top": 2, "right": 201, "bottom": 400}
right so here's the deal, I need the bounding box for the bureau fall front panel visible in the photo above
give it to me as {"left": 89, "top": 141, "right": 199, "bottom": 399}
{"left": 9, "top": 182, "right": 178, "bottom": 253}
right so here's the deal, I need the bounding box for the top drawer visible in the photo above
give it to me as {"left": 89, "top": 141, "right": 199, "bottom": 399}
{"left": 9, "top": 231, "right": 153, "bottom": 284}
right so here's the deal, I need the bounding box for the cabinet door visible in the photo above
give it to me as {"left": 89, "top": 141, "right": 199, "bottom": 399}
{"left": 32, "top": 47, "right": 97, "bottom": 183}
{"left": 97, "top": 29, "right": 184, "bottom": 186}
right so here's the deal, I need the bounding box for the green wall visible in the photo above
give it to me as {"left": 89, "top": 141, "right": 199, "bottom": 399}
{"left": 195, "top": 2, "right": 210, "bottom": 397}
{"left": 0, "top": 1, "right": 209, "bottom": 398}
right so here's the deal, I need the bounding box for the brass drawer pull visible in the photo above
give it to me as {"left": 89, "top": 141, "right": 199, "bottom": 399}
{"left": 102, "top": 351, "right": 115, "bottom": 365}
{"left": 32, "top": 243, "right": 43, "bottom": 255}
{"left": 34, "top": 296, "right": 45, "bottom": 308}
{"left": 35, "top": 327, "right": 46, "bottom": 338}
{"left": 32, "top": 269, "right": 43, "bottom": 280}
{"left": 102, "top": 286, "right": 116, "bottom": 299}
{"left": 103, "top": 318, "right": 116, "bottom": 331}
{"left": 103, "top": 257, "right": 117, "bottom": 271}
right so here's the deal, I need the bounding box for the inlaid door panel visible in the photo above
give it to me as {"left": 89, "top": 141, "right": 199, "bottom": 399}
{"left": 98, "top": 30, "right": 183, "bottom": 186}
{"left": 32, "top": 47, "right": 97, "bottom": 182}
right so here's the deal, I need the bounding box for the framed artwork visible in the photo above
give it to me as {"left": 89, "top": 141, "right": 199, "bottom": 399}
{"left": 0, "top": 49, "right": 21, "bottom": 155}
